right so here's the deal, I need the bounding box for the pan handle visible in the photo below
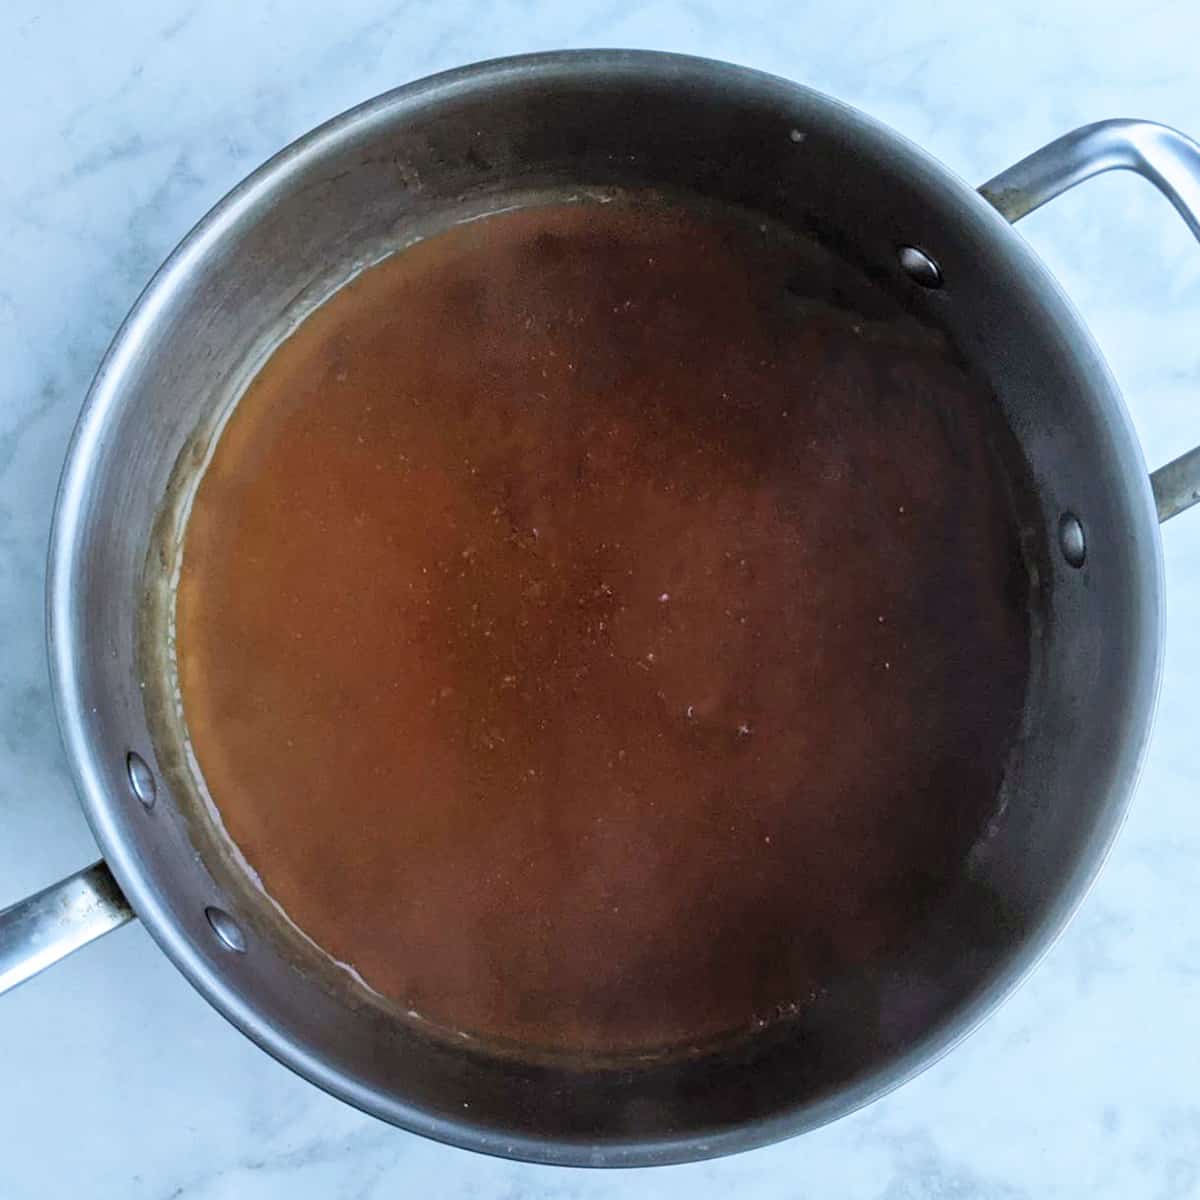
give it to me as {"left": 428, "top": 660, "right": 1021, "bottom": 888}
{"left": 0, "top": 861, "right": 134, "bottom": 994}
{"left": 979, "top": 119, "right": 1200, "bottom": 523}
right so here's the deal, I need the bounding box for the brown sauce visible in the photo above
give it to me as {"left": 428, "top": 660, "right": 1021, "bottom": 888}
{"left": 176, "top": 199, "right": 1030, "bottom": 1059}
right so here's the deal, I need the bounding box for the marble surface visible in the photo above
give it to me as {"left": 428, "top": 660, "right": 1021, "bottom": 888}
{"left": 3, "top": 1, "right": 1200, "bottom": 1196}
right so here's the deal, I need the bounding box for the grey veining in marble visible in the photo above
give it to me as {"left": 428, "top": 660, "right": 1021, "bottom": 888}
{"left": 3, "top": 1, "right": 1200, "bottom": 1197}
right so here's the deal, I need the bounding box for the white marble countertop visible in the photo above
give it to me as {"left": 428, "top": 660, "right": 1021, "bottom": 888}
{"left": 4, "top": 2, "right": 1200, "bottom": 1196}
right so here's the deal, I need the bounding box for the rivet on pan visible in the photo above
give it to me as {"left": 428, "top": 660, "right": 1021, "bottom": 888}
{"left": 126, "top": 751, "right": 157, "bottom": 810}
{"left": 205, "top": 907, "right": 247, "bottom": 954}
{"left": 1058, "top": 512, "right": 1087, "bottom": 568}
{"left": 898, "top": 245, "right": 943, "bottom": 289}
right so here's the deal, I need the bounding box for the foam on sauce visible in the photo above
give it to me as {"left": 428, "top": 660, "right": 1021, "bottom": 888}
{"left": 176, "top": 199, "right": 1030, "bottom": 1058}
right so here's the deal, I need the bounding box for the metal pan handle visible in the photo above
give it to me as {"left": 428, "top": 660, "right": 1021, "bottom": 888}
{"left": 0, "top": 862, "right": 133, "bottom": 994}
{"left": 979, "top": 119, "right": 1200, "bottom": 523}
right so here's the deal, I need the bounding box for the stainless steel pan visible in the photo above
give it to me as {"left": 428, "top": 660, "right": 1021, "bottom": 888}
{"left": 2, "top": 51, "right": 1199, "bottom": 1167}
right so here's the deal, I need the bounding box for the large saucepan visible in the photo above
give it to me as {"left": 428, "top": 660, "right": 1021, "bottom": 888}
{"left": 2, "top": 51, "right": 1199, "bottom": 1167}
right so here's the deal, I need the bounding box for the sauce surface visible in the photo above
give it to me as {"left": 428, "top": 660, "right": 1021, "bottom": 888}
{"left": 176, "top": 199, "right": 1030, "bottom": 1057}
